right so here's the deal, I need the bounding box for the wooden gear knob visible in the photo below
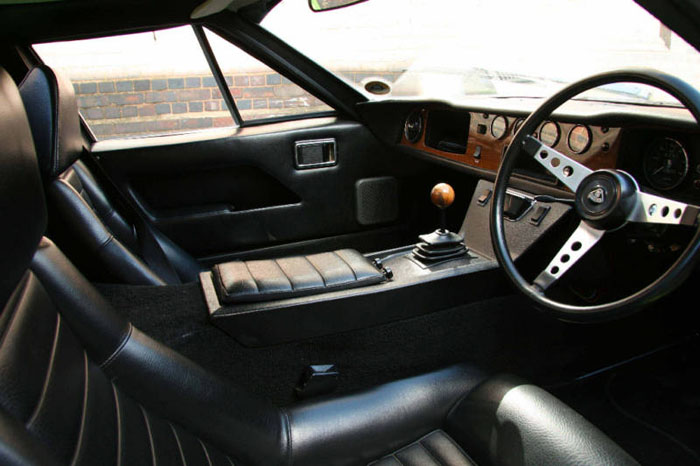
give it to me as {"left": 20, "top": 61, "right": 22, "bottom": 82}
{"left": 430, "top": 183, "right": 455, "bottom": 210}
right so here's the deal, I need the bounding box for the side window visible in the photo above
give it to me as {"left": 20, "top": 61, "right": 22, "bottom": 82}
{"left": 204, "top": 28, "right": 333, "bottom": 121}
{"left": 34, "top": 26, "right": 235, "bottom": 140}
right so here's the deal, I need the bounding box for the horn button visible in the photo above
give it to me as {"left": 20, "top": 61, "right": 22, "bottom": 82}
{"left": 575, "top": 170, "right": 638, "bottom": 230}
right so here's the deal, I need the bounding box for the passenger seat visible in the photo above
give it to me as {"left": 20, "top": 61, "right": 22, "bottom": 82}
{"left": 19, "top": 65, "right": 202, "bottom": 285}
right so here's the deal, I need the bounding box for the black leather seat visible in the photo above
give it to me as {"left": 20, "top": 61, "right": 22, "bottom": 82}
{"left": 0, "top": 66, "right": 639, "bottom": 465}
{"left": 18, "top": 65, "right": 202, "bottom": 285}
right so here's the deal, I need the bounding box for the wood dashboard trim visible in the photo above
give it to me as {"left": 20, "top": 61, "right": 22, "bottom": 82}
{"left": 400, "top": 109, "right": 622, "bottom": 175}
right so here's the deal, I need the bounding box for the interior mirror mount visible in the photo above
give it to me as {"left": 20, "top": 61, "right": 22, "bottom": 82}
{"left": 309, "top": 0, "right": 368, "bottom": 12}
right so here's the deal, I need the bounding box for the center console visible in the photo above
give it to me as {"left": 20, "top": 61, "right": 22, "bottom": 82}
{"left": 200, "top": 179, "right": 571, "bottom": 347}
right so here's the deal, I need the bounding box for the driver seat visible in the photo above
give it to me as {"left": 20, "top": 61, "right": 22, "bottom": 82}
{"left": 0, "top": 66, "right": 638, "bottom": 465}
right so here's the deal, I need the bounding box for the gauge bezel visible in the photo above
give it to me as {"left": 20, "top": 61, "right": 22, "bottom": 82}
{"left": 642, "top": 137, "right": 689, "bottom": 191}
{"left": 567, "top": 124, "right": 592, "bottom": 154}
{"left": 491, "top": 115, "right": 509, "bottom": 139}
{"left": 403, "top": 109, "right": 424, "bottom": 143}
{"left": 512, "top": 118, "right": 524, "bottom": 135}
{"left": 539, "top": 121, "right": 560, "bottom": 147}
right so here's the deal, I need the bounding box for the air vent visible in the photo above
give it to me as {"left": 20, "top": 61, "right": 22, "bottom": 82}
{"left": 404, "top": 109, "right": 424, "bottom": 143}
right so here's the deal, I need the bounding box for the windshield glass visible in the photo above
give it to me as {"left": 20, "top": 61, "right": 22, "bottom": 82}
{"left": 262, "top": 0, "right": 700, "bottom": 107}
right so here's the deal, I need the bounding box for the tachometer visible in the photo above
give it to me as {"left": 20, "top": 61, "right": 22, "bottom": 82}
{"left": 491, "top": 115, "right": 508, "bottom": 139}
{"left": 567, "top": 125, "right": 592, "bottom": 154}
{"left": 643, "top": 137, "right": 689, "bottom": 191}
{"left": 539, "top": 121, "right": 560, "bottom": 146}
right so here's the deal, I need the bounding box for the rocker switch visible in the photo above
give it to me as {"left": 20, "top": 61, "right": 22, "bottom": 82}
{"left": 477, "top": 189, "right": 492, "bottom": 206}
{"left": 529, "top": 205, "right": 550, "bottom": 226}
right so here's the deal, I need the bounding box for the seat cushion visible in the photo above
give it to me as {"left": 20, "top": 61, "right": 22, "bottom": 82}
{"left": 0, "top": 270, "right": 235, "bottom": 466}
{"left": 370, "top": 430, "right": 476, "bottom": 466}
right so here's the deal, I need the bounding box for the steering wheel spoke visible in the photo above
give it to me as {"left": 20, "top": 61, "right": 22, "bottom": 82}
{"left": 533, "top": 221, "right": 605, "bottom": 291}
{"left": 522, "top": 135, "right": 594, "bottom": 192}
{"left": 628, "top": 191, "right": 700, "bottom": 226}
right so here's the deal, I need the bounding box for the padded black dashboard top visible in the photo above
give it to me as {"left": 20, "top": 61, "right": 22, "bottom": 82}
{"left": 212, "top": 249, "right": 386, "bottom": 304}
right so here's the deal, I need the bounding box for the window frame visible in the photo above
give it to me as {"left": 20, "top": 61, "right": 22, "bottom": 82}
{"left": 30, "top": 16, "right": 350, "bottom": 142}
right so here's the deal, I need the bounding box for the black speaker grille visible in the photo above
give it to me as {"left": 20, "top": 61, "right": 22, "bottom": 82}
{"left": 355, "top": 177, "right": 399, "bottom": 226}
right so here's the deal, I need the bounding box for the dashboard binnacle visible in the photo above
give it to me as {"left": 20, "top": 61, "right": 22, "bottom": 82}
{"left": 389, "top": 104, "right": 700, "bottom": 203}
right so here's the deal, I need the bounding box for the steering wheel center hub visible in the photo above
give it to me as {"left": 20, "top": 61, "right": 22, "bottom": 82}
{"left": 575, "top": 170, "right": 637, "bottom": 230}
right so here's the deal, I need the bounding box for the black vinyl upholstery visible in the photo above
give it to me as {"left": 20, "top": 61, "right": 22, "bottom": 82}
{"left": 19, "top": 65, "right": 201, "bottom": 285}
{"left": 369, "top": 430, "right": 476, "bottom": 466}
{"left": 0, "top": 65, "right": 640, "bottom": 466}
{"left": 213, "top": 249, "right": 386, "bottom": 303}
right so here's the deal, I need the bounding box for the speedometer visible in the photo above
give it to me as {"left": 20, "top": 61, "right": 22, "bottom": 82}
{"left": 643, "top": 137, "right": 689, "bottom": 191}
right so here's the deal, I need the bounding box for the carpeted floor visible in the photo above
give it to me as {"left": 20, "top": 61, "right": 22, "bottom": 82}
{"left": 554, "top": 339, "right": 700, "bottom": 465}
{"left": 96, "top": 281, "right": 693, "bottom": 407}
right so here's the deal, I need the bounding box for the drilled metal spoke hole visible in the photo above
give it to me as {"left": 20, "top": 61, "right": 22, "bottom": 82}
{"left": 571, "top": 241, "right": 582, "bottom": 251}
{"left": 561, "top": 254, "right": 570, "bottom": 263}
{"left": 540, "top": 150, "right": 548, "bottom": 159}
{"left": 551, "top": 158, "right": 560, "bottom": 168}
{"left": 661, "top": 206, "right": 669, "bottom": 217}
{"left": 674, "top": 208, "right": 682, "bottom": 218}
{"left": 562, "top": 166, "right": 573, "bottom": 177}
{"left": 551, "top": 266, "right": 560, "bottom": 274}
{"left": 648, "top": 204, "right": 657, "bottom": 216}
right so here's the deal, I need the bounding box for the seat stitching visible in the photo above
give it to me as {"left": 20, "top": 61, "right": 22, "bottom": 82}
{"left": 169, "top": 423, "right": 188, "bottom": 466}
{"left": 242, "top": 261, "right": 259, "bottom": 292}
{"left": 304, "top": 256, "right": 326, "bottom": 286}
{"left": 100, "top": 323, "right": 133, "bottom": 369}
{"left": 139, "top": 406, "right": 157, "bottom": 466}
{"left": 112, "top": 385, "right": 123, "bottom": 466}
{"left": 198, "top": 439, "right": 213, "bottom": 466}
{"left": 273, "top": 259, "right": 294, "bottom": 291}
{"left": 332, "top": 251, "right": 357, "bottom": 280}
{"left": 26, "top": 313, "right": 61, "bottom": 427}
{"left": 418, "top": 439, "right": 444, "bottom": 466}
{"left": 69, "top": 352, "right": 90, "bottom": 466}
{"left": 0, "top": 273, "right": 32, "bottom": 348}
{"left": 282, "top": 408, "right": 292, "bottom": 466}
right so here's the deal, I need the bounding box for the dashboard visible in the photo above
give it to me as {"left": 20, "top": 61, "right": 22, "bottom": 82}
{"left": 361, "top": 101, "right": 700, "bottom": 204}
{"left": 401, "top": 108, "right": 621, "bottom": 180}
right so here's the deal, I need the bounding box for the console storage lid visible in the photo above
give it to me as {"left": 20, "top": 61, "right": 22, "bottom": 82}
{"left": 212, "top": 249, "right": 387, "bottom": 304}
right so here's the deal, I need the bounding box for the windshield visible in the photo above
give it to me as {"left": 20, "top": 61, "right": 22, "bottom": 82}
{"left": 261, "top": 0, "right": 700, "bottom": 107}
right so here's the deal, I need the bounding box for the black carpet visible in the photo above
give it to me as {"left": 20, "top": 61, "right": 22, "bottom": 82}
{"left": 96, "top": 281, "right": 693, "bottom": 407}
{"left": 554, "top": 339, "right": 700, "bottom": 465}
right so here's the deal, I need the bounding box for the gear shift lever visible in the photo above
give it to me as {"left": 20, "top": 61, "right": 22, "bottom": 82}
{"left": 412, "top": 182, "right": 468, "bottom": 263}
{"left": 431, "top": 183, "right": 455, "bottom": 232}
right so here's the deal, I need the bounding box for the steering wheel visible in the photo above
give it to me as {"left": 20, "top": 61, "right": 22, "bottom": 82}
{"left": 491, "top": 69, "right": 700, "bottom": 321}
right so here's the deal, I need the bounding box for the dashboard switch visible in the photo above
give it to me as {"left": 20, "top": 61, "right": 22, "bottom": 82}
{"left": 477, "top": 189, "right": 492, "bottom": 206}
{"left": 529, "top": 205, "right": 551, "bottom": 226}
{"left": 473, "top": 145, "right": 482, "bottom": 159}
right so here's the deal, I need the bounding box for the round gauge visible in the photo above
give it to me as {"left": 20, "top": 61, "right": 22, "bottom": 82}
{"left": 568, "top": 125, "right": 592, "bottom": 154}
{"left": 404, "top": 109, "right": 423, "bottom": 143}
{"left": 512, "top": 118, "right": 524, "bottom": 135}
{"left": 491, "top": 115, "right": 508, "bottom": 139}
{"left": 539, "top": 121, "right": 560, "bottom": 146}
{"left": 643, "top": 137, "right": 689, "bottom": 191}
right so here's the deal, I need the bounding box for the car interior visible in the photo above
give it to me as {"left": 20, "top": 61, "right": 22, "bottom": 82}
{"left": 1, "top": 0, "right": 700, "bottom": 465}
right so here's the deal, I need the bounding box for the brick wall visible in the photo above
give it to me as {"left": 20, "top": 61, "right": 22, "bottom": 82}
{"left": 76, "top": 70, "right": 401, "bottom": 139}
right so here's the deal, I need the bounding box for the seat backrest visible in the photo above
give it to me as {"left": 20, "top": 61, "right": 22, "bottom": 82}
{"left": 0, "top": 66, "right": 287, "bottom": 466}
{"left": 18, "top": 65, "right": 200, "bottom": 285}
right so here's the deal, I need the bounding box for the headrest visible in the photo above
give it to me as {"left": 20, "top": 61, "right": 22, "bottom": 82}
{"left": 0, "top": 67, "right": 47, "bottom": 307}
{"left": 19, "top": 65, "right": 83, "bottom": 179}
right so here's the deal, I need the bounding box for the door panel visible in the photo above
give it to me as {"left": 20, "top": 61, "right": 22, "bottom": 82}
{"left": 94, "top": 118, "right": 425, "bottom": 262}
